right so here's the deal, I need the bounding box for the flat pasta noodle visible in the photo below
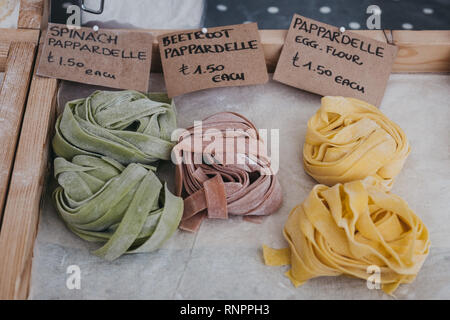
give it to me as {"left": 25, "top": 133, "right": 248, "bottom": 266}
{"left": 303, "top": 96, "right": 410, "bottom": 190}
{"left": 53, "top": 90, "right": 177, "bottom": 165}
{"left": 53, "top": 155, "right": 184, "bottom": 261}
{"left": 263, "top": 179, "right": 430, "bottom": 295}
{"left": 172, "top": 112, "right": 283, "bottom": 232}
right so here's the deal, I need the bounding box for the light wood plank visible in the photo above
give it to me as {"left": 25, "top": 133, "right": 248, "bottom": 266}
{"left": 144, "top": 29, "right": 389, "bottom": 72}
{"left": 0, "top": 28, "right": 39, "bottom": 42}
{"left": 140, "top": 29, "right": 450, "bottom": 73}
{"left": 0, "top": 41, "right": 9, "bottom": 73}
{"left": 30, "top": 27, "right": 448, "bottom": 72}
{"left": 18, "top": 0, "right": 45, "bottom": 30}
{"left": 258, "top": 29, "right": 285, "bottom": 72}
{"left": 0, "top": 42, "right": 36, "bottom": 221}
{"left": 392, "top": 30, "right": 450, "bottom": 72}
{"left": 0, "top": 29, "right": 38, "bottom": 72}
{"left": 0, "top": 75, "right": 58, "bottom": 300}
{"left": 393, "top": 30, "right": 450, "bottom": 44}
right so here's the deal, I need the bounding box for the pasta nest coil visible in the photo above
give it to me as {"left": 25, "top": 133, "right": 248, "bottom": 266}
{"left": 263, "top": 178, "right": 430, "bottom": 295}
{"left": 303, "top": 96, "right": 410, "bottom": 190}
{"left": 53, "top": 155, "right": 183, "bottom": 261}
{"left": 53, "top": 90, "right": 177, "bottom": 165}
{"left": 172, "top": 112, "right": 283, "bottom": 232}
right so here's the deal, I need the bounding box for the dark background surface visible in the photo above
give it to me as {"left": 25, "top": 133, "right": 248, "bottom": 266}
{"left": 51, "top": 0, "right": 450, "bottom": 30}
{"left": 204, "top": 0, "right": 450, "bottom": 30}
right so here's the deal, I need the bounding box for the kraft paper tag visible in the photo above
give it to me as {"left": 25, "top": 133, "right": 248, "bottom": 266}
{"left": 37, "top": 23, "right": 153, "bottom": 92}
{"left": 274, "top": 14, "right": 398, "bottom": 106}
{"left": 158, "top": 23, "right": 269, "bottom": 97}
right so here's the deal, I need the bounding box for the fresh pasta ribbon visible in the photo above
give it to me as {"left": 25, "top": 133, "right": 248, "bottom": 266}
{"left": 263, "top": 179, "right": 430, "bottom": 295}
{"left": 303, "top": 96, "right": 410, "bottom": 190}
{"left": 53, "top": 90, "right": 177, "bottom": 165}
{"left": 173, "top": 112, "right": 282, "bottom": 232}
{"left": 53, "top": 155, "right": 184, "bottom": 261}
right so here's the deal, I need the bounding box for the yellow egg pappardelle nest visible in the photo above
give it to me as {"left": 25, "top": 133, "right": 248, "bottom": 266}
{"left": 264, "top": 96, "right": 429, "bottom": 295}
{"left": 303, "top": 96, "right": 410, "bottom": 191}
{"left": 263, "top": 178, "right": 430, "bottom": 295}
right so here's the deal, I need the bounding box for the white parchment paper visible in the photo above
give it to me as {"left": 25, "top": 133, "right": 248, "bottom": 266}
{"left": 28, "top": 73, "right": 450, "bottom": 299}
{"left": 0, "top": 0, "right": 19, "bottom": 29}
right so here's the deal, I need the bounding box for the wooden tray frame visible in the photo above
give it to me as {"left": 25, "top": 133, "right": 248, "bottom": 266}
{"left": 0, "top": 1, "right": 448, "bottom": 299}
{"left": 0, "top": 0, "right": 45, "bottom": 214}
{"left": 0, "top": 0, "right": 48, "bottom": 300}
{"left": 0, "top": 30, "right": 38, "bottom": 217}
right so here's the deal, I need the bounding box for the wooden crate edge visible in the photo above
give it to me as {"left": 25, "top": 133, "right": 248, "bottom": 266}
{"left": 0, "top": 74, "right": 58, "bottom": 300}
{"left": 18, "top": 0, "right": 45, "bottom": 30}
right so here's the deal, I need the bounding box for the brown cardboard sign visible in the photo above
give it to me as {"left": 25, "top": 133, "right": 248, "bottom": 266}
{"left": 274, "top": 14, "right": 398, "bottom": 106}
{"left": 158, "top": 23, "right": 269, "bottom": 97}
{"left": 37, "top": 23, "right": 153, "bottom": 92}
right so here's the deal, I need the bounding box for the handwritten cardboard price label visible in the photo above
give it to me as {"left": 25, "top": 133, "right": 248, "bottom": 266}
{"left": 158, "top": 23, "right": 269, "bottom": 97}
{"left": 37, "top": 23, "right": 153, "bottom": 92}
{"left": 274, "top": 14, "right": 398, "bottom": 106}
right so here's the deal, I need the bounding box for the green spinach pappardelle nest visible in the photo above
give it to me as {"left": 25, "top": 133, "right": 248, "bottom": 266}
{"left": 52, "top": 90, "right": 183, "bottom": 260}
{"left": 53, "top": 90, "right": 177, "bottom": 164}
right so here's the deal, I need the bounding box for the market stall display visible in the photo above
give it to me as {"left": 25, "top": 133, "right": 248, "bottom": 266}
{"left": 0, "top": 0, "right": 448, "bottom": 300}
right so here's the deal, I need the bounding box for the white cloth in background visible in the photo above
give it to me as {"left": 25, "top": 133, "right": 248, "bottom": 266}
{"left": 0, "top": 0, "right": 19, "bottom": 29}
{"left": 81, "top": 0, "right": 205, "bottom": 29}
